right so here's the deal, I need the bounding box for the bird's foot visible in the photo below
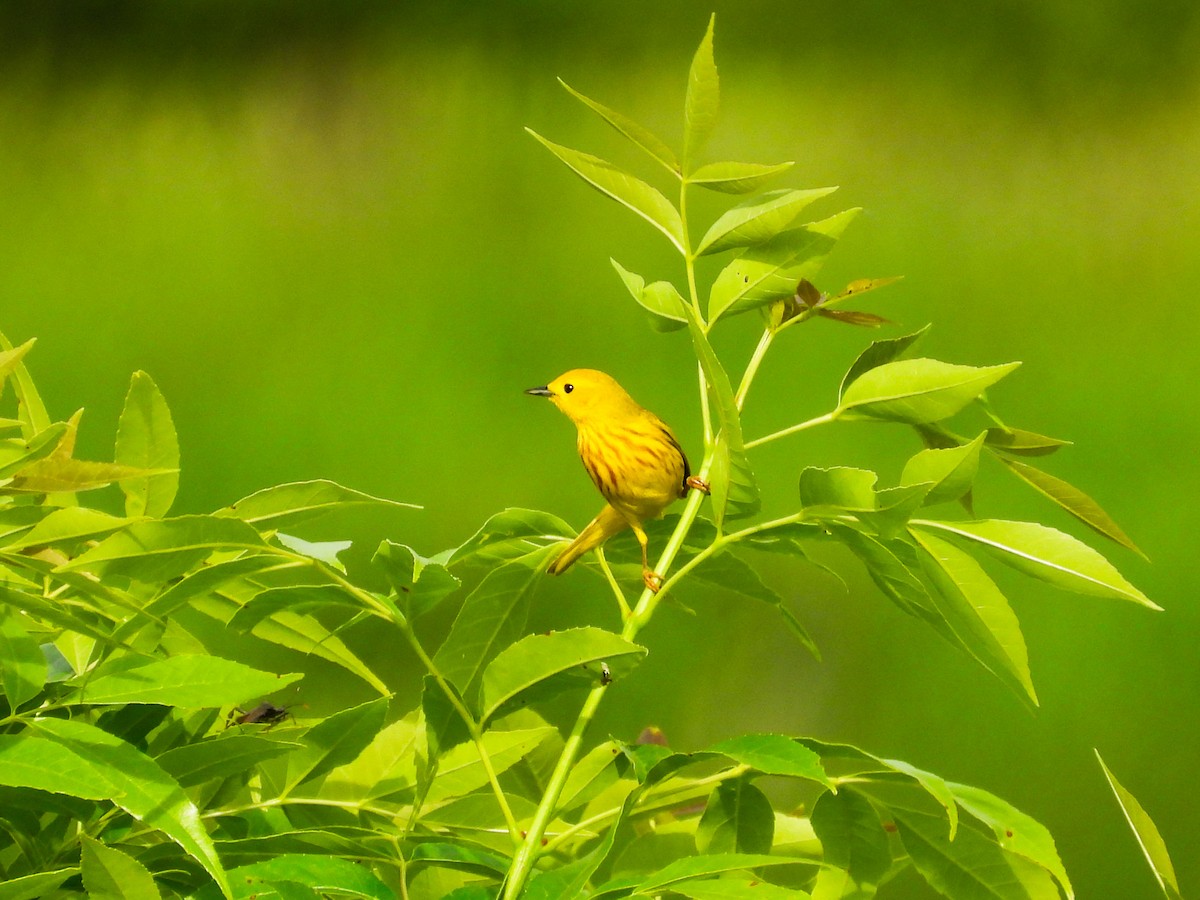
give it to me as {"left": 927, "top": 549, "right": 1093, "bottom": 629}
{"left": 642, "top": 569, "right": 663, "bottom": 594}
{"left": 686, "top": 475, "right": 711, "bottom": 495}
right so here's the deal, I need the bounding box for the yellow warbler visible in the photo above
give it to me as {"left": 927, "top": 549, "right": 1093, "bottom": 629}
{"left": 526, "top": 369, "right": 708, "bottom": 592}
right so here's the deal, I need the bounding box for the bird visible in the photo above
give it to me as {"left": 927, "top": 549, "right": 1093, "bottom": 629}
{"left": 526, "top": 369, "right": 709, "bottom": 592}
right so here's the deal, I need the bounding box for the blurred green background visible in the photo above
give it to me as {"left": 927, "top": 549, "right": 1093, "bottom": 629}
{"left": 2, "top": 1, "right": 1197, "bottom": 896}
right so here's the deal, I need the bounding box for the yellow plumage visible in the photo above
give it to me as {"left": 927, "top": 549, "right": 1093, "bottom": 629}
{"left": 526, "top": 369, "right": 708, "bottom": 591}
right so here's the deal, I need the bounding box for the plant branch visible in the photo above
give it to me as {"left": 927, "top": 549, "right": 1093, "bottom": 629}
{"left": 745, "top": 410, "right": 840, "bottom": 450}
{"left": 735, "top": 327, "right": 775, "bottom": 411}
{"left": 594, "top": 546, "right": 631, "bottom": 620}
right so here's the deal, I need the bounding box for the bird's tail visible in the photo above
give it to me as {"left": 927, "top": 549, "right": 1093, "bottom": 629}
{"left": 548, "top": 504, "right": 629, "bottom": 575}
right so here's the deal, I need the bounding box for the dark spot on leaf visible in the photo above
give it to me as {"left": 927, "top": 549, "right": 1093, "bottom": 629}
{"left": 883, "top": 820, "right": 897, "bottom": 832}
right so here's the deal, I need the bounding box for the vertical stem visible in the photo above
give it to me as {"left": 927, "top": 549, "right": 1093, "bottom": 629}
{"left": 679, "top": 177, "right": 714, "bottom": 446}
{"left": 735, "top": 328, "right": 775, "bottom": 411}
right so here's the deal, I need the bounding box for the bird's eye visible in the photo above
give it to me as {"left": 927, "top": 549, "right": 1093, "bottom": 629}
{"left": 563, "top": 383, "right": 574, "bottom": 394}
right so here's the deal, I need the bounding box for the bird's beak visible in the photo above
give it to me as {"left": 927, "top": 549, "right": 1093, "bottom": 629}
{"left": 525, "top": 386, "right": 553, "bottom": 397}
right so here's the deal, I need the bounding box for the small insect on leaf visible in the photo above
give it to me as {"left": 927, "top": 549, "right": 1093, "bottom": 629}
{"left": 600, "top": 661, "right": 613, "bottom": 685}
{"left": 227, "top": 701, "right": 294, "bottom": 729}
{"left": 796, "top": 278, "right": 823, "bottom": 308}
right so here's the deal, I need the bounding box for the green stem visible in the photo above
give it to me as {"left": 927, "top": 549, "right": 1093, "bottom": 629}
{"left": 735, "top": 327, "right": 775, "bottom": 411}
{"left": 744, "top": 410, "right": 840, "bottom": 450}
{"left": 594, "top": 546, "right": 631, "bottom": 620}
{"left": 680, "top": 177, "right": 714, "bottom": 445}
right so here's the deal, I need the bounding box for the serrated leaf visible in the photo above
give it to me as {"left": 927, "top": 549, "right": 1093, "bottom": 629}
{"left": 0, "top": 734, "right": 114, "bottom": 799}
{"left": 80, "top": 835, "right": 163, "bottom": 900}
{"left": 709, "top": 209, "right": 860, "bottom": 322}
{"left": 0, "top": 607, "right": 46, "bottom": 708}
{"left": 425, "top": 726, "right": 555, "bottom": 804}
{"left": 800, "top": 466, "right": 877, "bottom": 511}
{"left": 984, "top": 427, "right": 1071, "bottom": 457}
{"left": 33, "top": 717, "right": 230, "bottom": 896}
{"left": 448, "top": 508, "right": 575, "bottom": 569}
{"left": 527, "top": 129, "right": 685, "bottom": 252}
{"left": 0, "top": 423, "right": 68, "bottom": 479}
{"left": 909, "top": 528, "right": 1038, "bottom": 707}
{"left": 276, "top": 533, "right": 352, "bottom": 570}
{"left": 839, "top": 359, "right": 1021, "bottom": 424}
{"left": 610, "top": 259, "right": 688, "bottom": 331}
{"left": 526, "top": 792, "right": 635, "bottom": 900}
{"left": 684, "top": 14, "right": 719, "bottom": 169}
{"left": 216, "top": 855, "right": 395, "bottom": 899}
{"left": 827, "top": 524, "right": 937, "bottom": 622}
{"left": 250, "top": 609, "right": 390, "bottom": 695}
{"left": 913, "top": 519, "right": 1155, "bottom": 609}
{"left": 559, "top": 79, "right": 678, "bottom": 173}
{"left": 688, "top": 160, "right": 795, "bottom": 194}
{"left": 373, "top": 540, "right": 461, "bottom": 619}
{"left": 409, "top": 842, "right": 510, "bottom": 876}
{"left": 0, "top": 869, "right": 80, "bottom": 900}
{"left": 639, "top": 854, "right": 807, "bottom": 892}
{"left": 902, "top": 433, "right": 985, "bottom": 507}
{"left": 697, "top": 777, "right": 775, "bottom": 854}
{"left": 0, "top": 339, "right": 35, "bottom": 384}
{"left": 285, "top": 697, "right": 389, "bottom": 791}
{"left": 709, "top": 734, "right": 832, "bottom": 788}
{"left": 480, "top": 627, "right": 645, "bottom": 722}
{"left": 320, "top": 713, "right": 420, "bottom": 803}
{"left": 696, "top": 188, "right": 838, "bottom": 256}
{"left": 557, "top": 740, "right": 627, "bottom": 814}
{"left": 671, "top": 878, "right": 810, "bottom": 899}
{"left": 116, "top": 371, "right": 180, "bottom": 519}
{"left": 69, "top": 655, "right": 303, "bottom": 707}
{"left": 8, "top": 457, "right": 165, "bottom": 494}
{"left": 215, "top": 479, "right": 418, "bottom": 530}
{"left": 810, "top": 789, "right": 891, "bottom": 899}
{"left": 998, "top": 458, "right": 1143, "bottom": 556}
{"left": 1096, "top": 752, "right": 1181, "bottom": 900}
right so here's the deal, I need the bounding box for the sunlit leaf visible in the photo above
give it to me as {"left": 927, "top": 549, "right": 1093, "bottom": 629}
{"left": 80, "top": 835, "right": 163, "bottom": 900}
{"left": 425, "top": 726, "right": 556, "bottom": 804}
{"left": 709, "top": 734, "right": 832, "bottom": 788}
{"left": 671, "top": 877, "right": 810, "bottom": 899}
{"left": 1096, "top": 752, "right": 1182, "bottom": 900}
{"left": 209, "top": 855, "right": 395, "bottom": 900}
{"left": 559, "top": 79, "right": 678, "bottom": 173}
{"left": 480, "top": 627, "right": 646, "bottom": 722}
{"left": 0, "top": 734, "right": 114, "bottom": 799}
{"left": 527, "top": 129, "right": 685, "bottom": 252}
{"left": 611, "top": 259, "right": 688, "bottom": 332}
{"left": 709, "top": 209, "right": 860, "bottom": 322}
{"left": 0, "top": 607, "right": 46, "bottom": 708}
{"left": 0, "top": 868, "right": 80, "bottom": 900}
{"left": 157, "top": 733, "right": 302, "bottom": 788}
{"left": 639, "top": 854, "right": 808, "bottom": 893}
{"left": 998, "top": 457, "right": 1144, "bottom": 556}
{"left": 69, "top": 655, "right": 303, "bottom": 707}
{"left": 3, "top": 507, "right": 139, "bottom": 552}
{"left": 215, "top": 479, "right": 418, "bottom": 530}
{"left": 901, "top": 433, "right": 985, "bottom": 507}
{"left": 684, "top": 14, "right": 719, "bottom": 170}
{"left": 799, "top": 466, "right": 877, "bottom": 511}
{"left": 688, "top": 160, "right": 795, "bottom": 194}
{"left": 696, "top": 188, "right": 837, "bottom": 256}
{"left": 116, "top": 371, "right": 180, "bottom": 519}
{"left": 984, "top": 427, "right": 1071, "bottom": 457}
{"left": 285, "top": 697, "right": 389, "bottom": 791}
{"left": 910, "top": 528, "right": 1038, "bottom": 706}
{"left": 0, "top": 329, "right": 51, "bottom": 437}
{"left": 448, "top": 508, "right": 574, "bottom": 569}
{"left": 913, "top": 518, "right": 1156, "bottom": 609}
{"left": 33, "top": 717, "right": 230, "bottom": 896}
{"left": 839, "top": 358, "right": 1021, "bottom": 425}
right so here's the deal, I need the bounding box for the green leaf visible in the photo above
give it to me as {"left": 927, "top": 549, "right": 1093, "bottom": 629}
{"left": 0, "top": 606, "right": 46, "bottom": 708}
{"left": 33, "top": 717, "right": 230, "bottom": 897}
{"left": 480, "top": 627, "right": 646, "bottom": 722}
{"left": 913, "top": 518, "right": 1156, "bottom": 609}
{"left": 157, "top": 733, "right": 302, "bottom": 787}
{"left": 527, "top": 792, "right": 635, "bottom": 900}
{"left": 0, "top": 734, "right": 114, "bottom": 798}
{"left": 137, "top": 555, "right": 284, "bottom": 626}
{"left": 810, "top": 789, "right": 890, "bottom": 899}
{"left": 828, "top": 524, "right": 937, "bottom": 620}
{"left": 681, "top": 305, "right": 758, "bottom": 526}
{"left": 285, "top": 697, "right": 389, "bottom": 791}
{"left": 0, "top": 339, "right": 36, "bottom": 384}
{"left": 81, "top": 835, "right": 163, "bottom": 900}
{"left": 902, "top": 433, "right": 985, "bottom": 507}
{"left": 909, "top": 528, "right": 1038, "bottom": 706}
{"left": 433, "top": 547, "right": 557, "bottom": 696}
{"left": 252, "top": 609, "right": 390, "bottom": 695}
{"left": 526, "top": 129, "right": 685, "bottom": 252}
{"left": 639, "top": 854, "right": 808, "bottom": 893}
{"left": 0, "top": 329, "right": 51, "bottom": 437}
{"left": 683, "top": 14, "right": 720, "bottom": 169}
{"left": 688, "top": 160, "right": 795, "bottom": 194}
{"left": 610, "top": 259, "right": 688, "bottom": 332}
{"left": 228, "top": 584, "right": 362, "bottom": 632}
{"left": 557, "top": 739, "right": 627, "bottom": 814}
{"left": 448, "top": 508, "right": 574, "bottom": 569}
{"left": 800, "top": 466, "right": 877, "bottom": 511}
{"left": 558, "top": 79, "right": 678, "bottom": 173}
{"left": 709, "top": 734, "right": 833, "bottom": 788}
{"left": 0, "top": 423, "right": 68, "bottom": 479}
{"left": 320, "top": 713, "right": 420, "bottom": 803}
{"left": 215, "top": 479, "right": 418, "bottom": 530}
{"left": 373, "top": 540, "right": 461, "bottom": 619}
{"left": 409, "top": 842, "right": 510, "bottom": 876}
{"left": 998, "top": 457, "right": 1144, "bottom": 556}
{"left": 276, "top": 533, "right": 352, "bottom": 569}
{"left": 697, "top": 777, "right": 775, "bottom": 854}
{"left": 421, "top": 675, "right": 471, "bottom": 779}
{"left": 1096, "top": 751, "right": 1181, "bottom": 900}
{"left": 696, "top": 188, "right": 838, "bottom": 256}
{"left": 2, "top": 506, "right": 139, "bottom": 552}
{"left": 0, "top": 869, "right": 79, "bottom": 900}
{"left": 984, "top": 427, "right": 1071, "bottom": 457}
{"left": 949, "top": 782, "right": 1073, "bottom": 898}
{"left": 219, "top": 855, "right": 395, "bottom": 899}
{"left": 69, "top": 654, "right": 303, "bottom": 707}
{"left": 877, "top": 759, "right": 960, "bottom": 841}
{"left": 708, "top": 209, "right": 860, "bottom": 322}
{"left": 671, "top": 878, "right": 810, "bottom": 899}
{"left": 425, "top": 726, "right": 555, "bottom": 804}
{"left": 839, "top": 359, "right": 1021, "bottom": 424}
{"left": 115, "top": 371, "right": 180, "bottom": 519}
{"left": 60, "top": 515, "right": 269, "bottom": 582}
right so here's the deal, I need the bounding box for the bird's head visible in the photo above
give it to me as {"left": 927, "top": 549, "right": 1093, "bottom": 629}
{"left": 525, "top": 368, "right": 640, "bottom": 425}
